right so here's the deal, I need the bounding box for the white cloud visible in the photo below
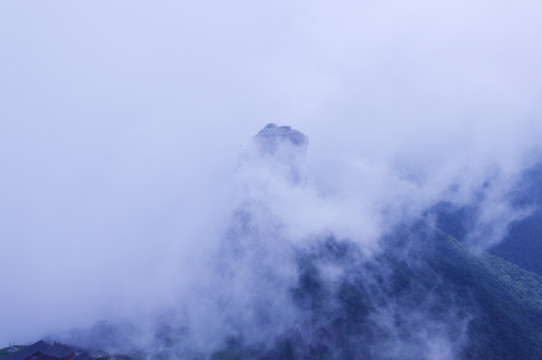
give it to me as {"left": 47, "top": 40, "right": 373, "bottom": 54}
{"left": 1, "top": 0, "right": 542, "bottom": 352}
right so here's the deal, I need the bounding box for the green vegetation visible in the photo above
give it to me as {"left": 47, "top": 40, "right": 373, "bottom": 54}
{"left": 433, "top": 229, "right": 542, "bottom": 359}
{"left": 0, "top": 346, "right": 26, "bottom": 360}
{"left": 90, "top": 354, "right": 145, "bottom": 360}
{"left": 210, "top": 349, "right": 255, "bottom": 360}
{"left": 491, "top": 210, "right": 542, "bottom": 276}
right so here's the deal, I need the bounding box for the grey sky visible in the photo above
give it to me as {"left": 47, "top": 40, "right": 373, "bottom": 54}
{"left": 1, "top": 0, "right": 542, "bottom": 347}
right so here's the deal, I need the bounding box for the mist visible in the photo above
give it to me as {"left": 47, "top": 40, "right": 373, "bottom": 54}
{"left": 1, "top": 1, "right": 542, "bottom": 358}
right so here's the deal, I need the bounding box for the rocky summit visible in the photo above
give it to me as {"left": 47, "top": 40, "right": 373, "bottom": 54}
{"left": 255, "top": 123, "right": 308, "bottom": 155}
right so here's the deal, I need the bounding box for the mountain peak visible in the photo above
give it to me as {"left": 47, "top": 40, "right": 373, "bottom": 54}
{"left": 255, "top": 123, "right": 308, "bottom": 154}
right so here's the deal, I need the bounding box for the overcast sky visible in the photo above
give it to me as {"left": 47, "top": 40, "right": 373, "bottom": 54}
{"left": 2, "top": 0, "right": 542, "bottom": 347}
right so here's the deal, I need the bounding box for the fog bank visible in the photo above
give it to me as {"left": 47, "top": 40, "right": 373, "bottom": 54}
{"left": 1, "top": 1, "right": 542, "bottom": 354}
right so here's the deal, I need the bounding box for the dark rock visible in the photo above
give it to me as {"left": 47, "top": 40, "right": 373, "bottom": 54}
{"left": 255, "top": 123, "right": 308, "bottom": 155}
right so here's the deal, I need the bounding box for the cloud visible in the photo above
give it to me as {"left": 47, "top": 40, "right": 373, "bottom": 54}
{"left": 1, "top": 0, "right": 542, "bottom": 356}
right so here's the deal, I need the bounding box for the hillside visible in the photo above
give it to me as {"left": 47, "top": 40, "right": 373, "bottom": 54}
{"left": 432, "top": 230, "right": 542, "bottom": 359}
{"left": 3, "top": 222, "right": 541, "bottom": 360}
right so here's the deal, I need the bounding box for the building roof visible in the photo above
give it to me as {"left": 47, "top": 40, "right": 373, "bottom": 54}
{"left": 40, "top": 343, "right": 75, "bottom": 359}
{"left": 3, "top": 341, "right": 49, "bottom": 360}
{"left": 3, "top": 341, "right": 76, "bottom": 360}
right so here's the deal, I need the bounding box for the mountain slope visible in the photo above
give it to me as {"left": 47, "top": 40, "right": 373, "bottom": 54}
{"left": 432, "top": 230, "right": 542, "bottom": 359}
